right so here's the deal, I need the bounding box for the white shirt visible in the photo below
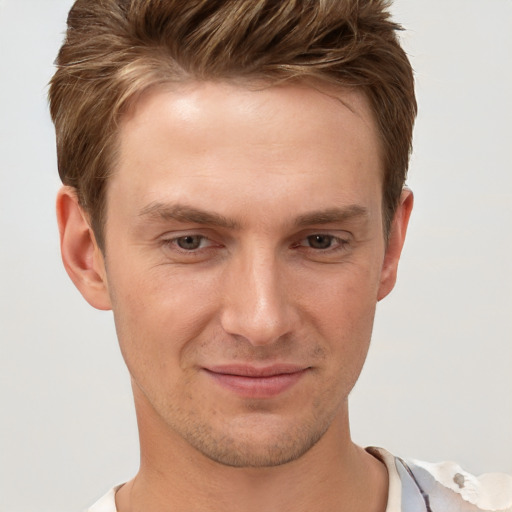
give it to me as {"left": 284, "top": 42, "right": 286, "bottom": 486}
{"left": 86, "top": 447, "right": 512, "bottom": 512}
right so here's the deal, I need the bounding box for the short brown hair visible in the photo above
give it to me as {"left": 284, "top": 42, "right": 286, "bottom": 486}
{"left": 49, "top": 0, "right": 416, "bottom": 250}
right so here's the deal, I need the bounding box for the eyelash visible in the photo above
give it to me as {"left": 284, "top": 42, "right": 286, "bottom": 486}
{"left": 294, "top": 234, "right": 350, "bottom": 252}
{"left": 161, "top": 235, "right": 218, "bottom": 254}
{"left": 160, "top": 233, "right": 350, "bottom": 255}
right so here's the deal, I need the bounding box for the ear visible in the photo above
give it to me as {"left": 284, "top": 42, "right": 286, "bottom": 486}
{"left": 377, "top": 188, "right": 414, "bottom": 301}
{"left": 56, "top": 186, "right": 112, "bottom": 310}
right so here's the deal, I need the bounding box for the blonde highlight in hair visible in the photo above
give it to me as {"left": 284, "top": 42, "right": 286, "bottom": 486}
{"left": 49, "top": 0, "right": 416, "bottom": 249}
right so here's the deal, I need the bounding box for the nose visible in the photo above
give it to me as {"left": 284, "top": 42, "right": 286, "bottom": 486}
{"left": 219, "top": 247, "right": 298, "bottom": 346}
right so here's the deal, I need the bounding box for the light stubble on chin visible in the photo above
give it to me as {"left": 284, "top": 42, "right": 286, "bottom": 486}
{"left": 172, "top": 409, "right": 337, "bottom": 468}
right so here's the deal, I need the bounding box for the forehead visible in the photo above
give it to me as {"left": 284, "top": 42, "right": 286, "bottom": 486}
{"left": 109, "top": 81, "right": 383, "bottom": 228}
{"left": 120, "top": 80, "right": 379, "bottom": 161}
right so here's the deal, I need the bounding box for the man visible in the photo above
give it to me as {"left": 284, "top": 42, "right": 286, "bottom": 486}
{"left": 49, "top": 1, "right": 512, "bottom": 511}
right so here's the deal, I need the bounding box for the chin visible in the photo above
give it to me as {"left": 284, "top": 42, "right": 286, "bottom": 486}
{"left": 176, "top": 411, "right": 334, "bottom": 468}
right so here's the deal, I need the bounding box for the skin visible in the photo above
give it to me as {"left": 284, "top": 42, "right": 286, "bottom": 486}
{"left": 57, "top": 81, "right": 413, "bottom": 512}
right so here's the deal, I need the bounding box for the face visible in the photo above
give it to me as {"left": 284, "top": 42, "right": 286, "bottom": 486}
{"left": 78, "top": 82, "right": 409, "bottom": 468}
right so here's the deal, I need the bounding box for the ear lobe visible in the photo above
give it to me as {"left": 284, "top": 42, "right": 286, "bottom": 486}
{"left": 56, "top": 186, "right": 112, "bottom": 311}
{"left": 377, "top": 188, "right": 414, "bottom": 301}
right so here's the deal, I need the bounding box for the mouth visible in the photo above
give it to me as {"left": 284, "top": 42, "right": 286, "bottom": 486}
{"left": 202, "top": 364, "right": 310, "bottom": 399}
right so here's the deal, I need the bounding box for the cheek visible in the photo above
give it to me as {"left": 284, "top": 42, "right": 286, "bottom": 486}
{"left": 106, "top": 262, "right": 221, "bottom": 375}
{"left": 298, "top": 258, "right": 381, "bottom": 323}
{"left": 297, "top": 263, "right": 380, "bottom": 373}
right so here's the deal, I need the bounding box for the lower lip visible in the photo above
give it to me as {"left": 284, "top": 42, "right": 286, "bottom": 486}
{"left": 204, "top": 369, "right": 308, "bottom": 399}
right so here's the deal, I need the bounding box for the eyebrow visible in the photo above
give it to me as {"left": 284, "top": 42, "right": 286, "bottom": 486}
{"left": 138, "top": 202, "right": 241, "bottom": 229}
{"left": 138, "top": 202, "right": 369, "bottom": 229}
{"left": 294, "top": 205, "right": 369, "bottom": 227}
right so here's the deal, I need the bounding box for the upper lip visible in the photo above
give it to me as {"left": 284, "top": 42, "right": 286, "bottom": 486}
{"left": 204, "top": 364, "right": 309, "bottom": 377}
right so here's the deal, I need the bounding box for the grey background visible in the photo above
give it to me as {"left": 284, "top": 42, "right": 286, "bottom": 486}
{"left": 0, "top": 1, "right": 511, "bottom": 510}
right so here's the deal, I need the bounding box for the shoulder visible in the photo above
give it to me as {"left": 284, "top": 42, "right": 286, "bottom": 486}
{"left": 85, "top": 485, "right": 121, "bottom": 512}
{"left": 404, "top": 457, "right": 512, "bottom": 512}
{"left": 367, "top": 447, "right": 512, "bottom": 512}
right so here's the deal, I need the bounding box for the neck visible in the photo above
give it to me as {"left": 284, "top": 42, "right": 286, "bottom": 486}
{"left": 116, "top": 393, "right": 388, "bottom": 512}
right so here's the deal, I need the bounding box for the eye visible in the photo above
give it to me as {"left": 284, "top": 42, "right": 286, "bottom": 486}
{"left": 175, "top": 235, "right": 206, "bottom": 250}
{"left": 306, "top": 234, "right": 336, "bottom": 250}
{"left": 293, "top": 233, "right": 351, "bottom": 258}
{"left": 159, "top": 233, "right": 223, "bottom": 263}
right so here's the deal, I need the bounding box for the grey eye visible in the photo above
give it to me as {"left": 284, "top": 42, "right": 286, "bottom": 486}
{"left": 307, "top": 235, "right": 333, "bottom": 249}
{"left": 177, "top": 235, "right": 203, "bottom": 250}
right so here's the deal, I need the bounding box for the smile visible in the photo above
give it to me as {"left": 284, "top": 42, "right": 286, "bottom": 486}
{"left": 203, "top": 364, "right": 310, "bottom": 399}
